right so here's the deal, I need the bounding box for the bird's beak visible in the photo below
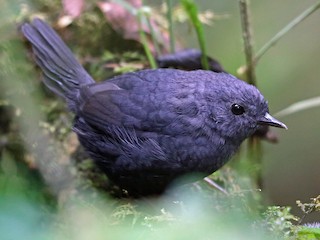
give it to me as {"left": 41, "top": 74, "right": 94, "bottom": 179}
{"left": 258, "top": 113, "right": 288, "bottom": 129}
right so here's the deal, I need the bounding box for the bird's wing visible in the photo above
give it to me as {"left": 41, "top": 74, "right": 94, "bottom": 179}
{"left": 78, "top": 82, "right": 125, "bottom": 127}
{"left": 77, "top": 72, "right": 176, "bottom": 135}
{"left": 76, "top": 69, "right": 211, "bottom": 173}
{"left": 76, "top": 72, "right": 179, "bottom": 171}
{"left": 77, "top": 69, "right": 208, "bottom": 138}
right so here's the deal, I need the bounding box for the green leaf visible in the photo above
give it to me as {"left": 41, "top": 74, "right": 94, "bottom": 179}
{"left": 180, "top": 0, "right": 209, "bottom": 70}
{"left": 298, "top": 226, "right": 320, "bottom": 240}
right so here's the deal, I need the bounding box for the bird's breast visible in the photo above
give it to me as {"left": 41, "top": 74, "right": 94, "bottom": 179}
{"left": 157, "top": 133, "right": 238, "bottom": 174}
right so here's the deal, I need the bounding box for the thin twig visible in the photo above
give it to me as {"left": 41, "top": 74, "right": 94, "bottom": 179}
{"left": 145, "top": 12, "right": 161, "bottom": 56}
{"left": 239, "top": 0, "right": 263, "bottom": 181}
{"left": 203, "top": 177, "right": 229, "bottom": 195}
{"left": 239, "top": 0, "right": 256, "bottom": 85}
{"left": 254, "top": 1, "right": 320, "bottom": 64}
{"left": 275, "top": 96, "right": 320, "bottom": 118}
{"left": 137, "top": 10, "right": 157, "bottom": 69}
{"left": 166, "top": 0, "right": 175, "bottom": 53}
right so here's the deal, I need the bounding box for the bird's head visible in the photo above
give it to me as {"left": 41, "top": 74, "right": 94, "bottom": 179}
{"left": 203, "top": 72, "right": 287, "bottom": 143}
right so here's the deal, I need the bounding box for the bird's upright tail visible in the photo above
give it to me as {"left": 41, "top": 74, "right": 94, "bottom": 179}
{"left": 21, "top": 18, "right": 95, "bottom": 112}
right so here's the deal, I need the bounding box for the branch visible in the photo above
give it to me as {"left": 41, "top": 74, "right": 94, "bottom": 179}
{"left": 137, "top": 8, "right": 157, "bottom": 69}
{"left": 166, "top": 0, "right": 176, "bottom": 53}
{"left": 239, "top": 0, "right": 256, "bottom": 85}
{"left": 275, "top": 96, "right": 320, "bottom": 118}
{"left": 254, "top": 1, "right": 320, "bottom": 64}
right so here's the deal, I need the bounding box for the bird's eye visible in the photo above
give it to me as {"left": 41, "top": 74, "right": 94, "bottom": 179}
{"left": 231, "top": 104, "right": 245, "bottom": 115}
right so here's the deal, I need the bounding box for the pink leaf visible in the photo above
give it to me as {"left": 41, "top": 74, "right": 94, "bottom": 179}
{"left": 62, "top": 0, "right": 84, "bottom": 18}
{"left": 97, "top": 1, "right": 172, "bottom": 54}
{"left": 97, "top": 1, "right": 141, "bottom": 40}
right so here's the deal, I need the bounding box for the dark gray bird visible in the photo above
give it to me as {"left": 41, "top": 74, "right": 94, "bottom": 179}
{"left": 21, "top": 19, "right": 287, "bottom": 196}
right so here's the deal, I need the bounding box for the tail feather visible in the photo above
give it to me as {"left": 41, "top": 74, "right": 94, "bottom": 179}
{"left": 21, "top": 18, "right": 95, "bottom": 110}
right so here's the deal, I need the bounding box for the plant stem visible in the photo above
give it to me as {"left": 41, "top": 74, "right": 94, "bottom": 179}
{"left": 137, "top": 10, "right": 157, "bottom": 69}
{"left": 145, "top": 13, "right": 161, "bottom": 56}
{"left": 166, "top": 0, "right": 175, "bottom": 53}
{"left": 275, "top": 96, "right": 320, "bottom": 118}
{"left": 239, "top": 0, "right": 262, "bottom": 185}
{"left": 255, "top": 1, "right": 320, "bottom": 64}
{"left": 181, "top": 0, "right": 209, "bottom": 70}
{"left": 239, "top": 0, "right": 256, "bottom": 85}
